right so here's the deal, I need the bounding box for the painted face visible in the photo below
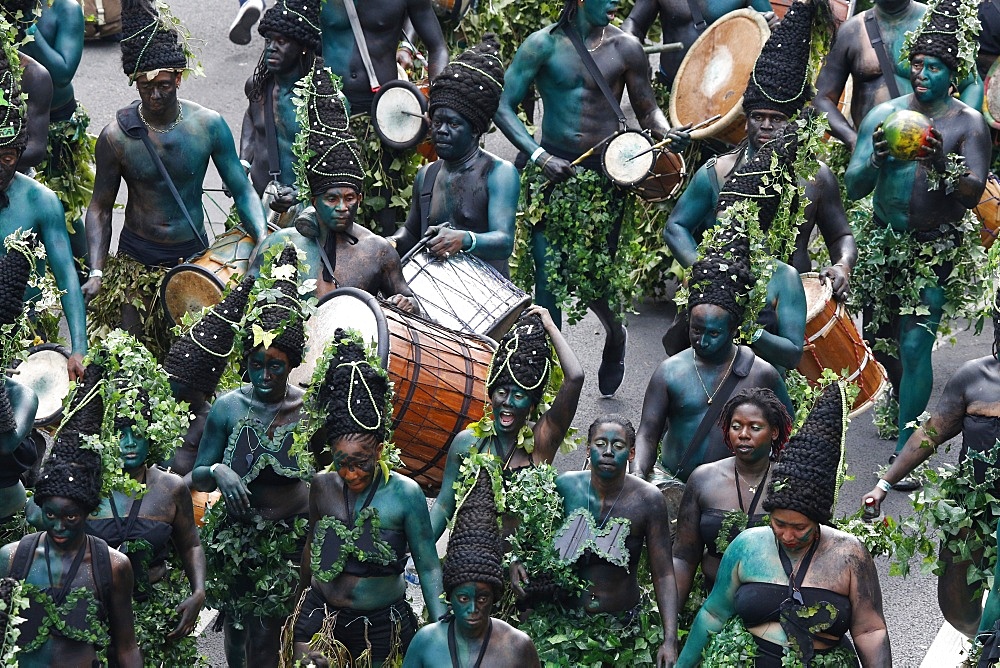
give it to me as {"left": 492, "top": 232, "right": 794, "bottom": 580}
{"left": 0, "top": 148, "right": 19, "bottom": 193}
{"left": 689, "top": 304, "right": 734, "bottom": 362}
{"left": 247, "top": 346, "right": 291, "bottom": 400}
{"left": 581, "top": 0, "right": 618, "bottom": 27}
{"left": 313, "top": 186, "right": 361, "bottom": 234}
{"left": 489, "top": 384, "right": 534, "bottom": 435}
{"left": 263, "top": 32, "right": 304, "bottom": 75}
{"left": 746, "top": 109, "right": 789, "bottom": 150}
{"left": 119, "top": 425, "right": 151, "bottom": 471}
{"left": 332, "top": 434, "right": 381, "bottom": 493}
{"left": 726, "top": 403, "right": 777, "bottom": 461}
{"left": 910, "top": 54, "right": 952, "bottom": 103}
{"left": 41, "top": 497, "right": 88, "bottom": 548}
{"left": 873, "top": 0, "right": 911, "bottom": 10}
{"left": 588, "top": 422, "right": 633, "bottom": 479}
{"left": 769, "top": 508, "right": 819, "bottom": 555}
{"left": 136, "top": 71, "right": 182, "bottom": 116}
{"left": 451, "top": 581, "right": 494, "bottom": 638}
{"left": 431, "top": 108, "right": 477, "bottom": 161}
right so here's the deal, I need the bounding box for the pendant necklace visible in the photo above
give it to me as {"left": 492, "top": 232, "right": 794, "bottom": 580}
{"left": 692, "top": 347, "right": 737, "bottom": 404}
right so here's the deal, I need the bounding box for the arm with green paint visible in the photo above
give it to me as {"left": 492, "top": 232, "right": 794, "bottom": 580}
{"left": 402, "top": 476, "right": 447, "bottom": 620}
{"left": 662, "top": 164, "right": 716, "bottom": 268}
{"left": 750, "top": 261, "right": 805, "bottom": 372}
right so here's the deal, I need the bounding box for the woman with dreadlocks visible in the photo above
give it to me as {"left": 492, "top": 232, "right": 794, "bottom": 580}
{"left": 672, "top": 388, "right": 793, "bottom": 608}
{"left": 0, "top": 364, "right": 142, "bottom": 667}
{"left": 676, "top": 384, "right": 891, "bottom": 667}
{"left": 81, "top": 331, "right": 206, "bottom": 665}
{"left": 192, "top": 244, "right": 310, "bottom": 667}
{"left": 290, "top": 330, "right": 445, "bottom": 666}
{"left": 430, "top": 304, "right": 584, "bottom": 540}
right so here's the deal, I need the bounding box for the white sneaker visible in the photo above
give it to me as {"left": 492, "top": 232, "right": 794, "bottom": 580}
{"left": 228, "top": 0, "right": 264, "bottom": 46}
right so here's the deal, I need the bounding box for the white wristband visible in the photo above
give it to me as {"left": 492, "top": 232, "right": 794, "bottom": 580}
{"left": 210, "top": 462, "right": 221, "bottom": 478}
{"left": 876, "top": 478, "right": 892, "bottom": 492}
{"left": 88, "top": 269, "right": 103, "bottom": 279}
{"left": 530, "top": 147, "right": 545, "bottom": 164}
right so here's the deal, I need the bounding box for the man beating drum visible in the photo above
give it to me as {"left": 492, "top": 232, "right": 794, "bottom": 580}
{"left": 390, "top": 35, "right": 519, "bottom": 279}
{"left": 495, "top": 0, "right": 690, "bottom": 397}
{"left": 253, "top": 62, "right": 418, "bottom": 313}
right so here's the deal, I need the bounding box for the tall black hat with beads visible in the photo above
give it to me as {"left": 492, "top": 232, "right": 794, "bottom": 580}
{"left": 120, "top": 0, "right": 188, "bottom": 82}
{"left": 486, "top": 313, "right": 551, "bottom": 405}
{"left": 243, "top": 243, "right": 306, "bottom": 368}
{"left": 902, "top": 0, "right": 980, "bottom": 84}
{"left": 443, "top": 467, "right": 504, "bottom": 598}
{"left": 298, "top": 62, "right": 364, "bottom": 198}
{"left": 258, "top": 0, "right": 322, "bottom": 52}
{"left": 429, "top": 33, "right": 505, "bottom": 136}
{"left": 314, "top": 329, "right": 392, "bottom": 445}
{"left": 0, "top": 32, "right": 25, "bottom": 151}
{"left": 687, "top": 218, "right": 752, "bottom": 326}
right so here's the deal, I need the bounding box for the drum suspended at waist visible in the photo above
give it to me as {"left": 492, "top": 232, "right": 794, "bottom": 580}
{"left": 290, "top": 287, "right": 495, "bottom": 494}
{"left": 8, "top": 344, "right": 70, "bottom": 427}
{"left": 601, "top": 130, "right": 686, "bottom": 202}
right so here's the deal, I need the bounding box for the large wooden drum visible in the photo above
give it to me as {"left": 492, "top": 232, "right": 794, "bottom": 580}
{"left": 670, "top": 9, "right": 771, "bottom": 146}
{"left": 983, "top": 57, "right": 1000, "bottom": 131}
{"left": 8, "top": 344, "right": 71, "bottom": 427}
{"left": 975, "top": 174, "right": 1000, "bottom": 248}
{"left": 797, "top": 273, "right": 888, "bottom": 417}
{"left": 771, "top": 0, "right": 855, "bottom": 26}
{"left": 291, "top": 288, "right": 495, "bottom": 494}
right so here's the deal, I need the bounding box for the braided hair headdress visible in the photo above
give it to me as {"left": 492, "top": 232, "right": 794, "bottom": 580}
{"left": 120, "top": 0, "right": 196, "bottom": 83}
{"left": 443, "top": 466, "right": 504, "bottom": 599}
{"left": 901, "top": 0, "right": 980, "bottom": 84}
{"left": 258, "top": 0, "right": 321, "bottom": 51}
{"left": 243, "top": 243, "right": 307, "bottom": 369}
{"left": 486, "top": 313, "right": 552, "bottom": 406}
{"left": 429, "top": 34, "right": 505, "bottom": 136}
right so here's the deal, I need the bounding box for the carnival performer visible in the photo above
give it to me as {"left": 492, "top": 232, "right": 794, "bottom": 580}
{"left": 77, "top": 332, "right": 205, "bottom": 665}
{"left": 622, "top": 0, "right": 775, "bottom": 90}
{"left": 402, "top": 468, "right": 540, "bottom": 668}
{"left": 979, "top": 0, "right": 1000, "bottom": 79}
{"left": 85, "top": 0, "right": 268, "bottom": 360}
{"left": 676, "top": 383, "right": 891, "bottom": 667}
{"left": 192, "top": 244, "right": 309, "bottom": 667}
{"left": 0, "top": 374, "right": 141, "bottom": 667}
{"left": 672, "top": 388, "right": 793, "bottom": 607}
{"left": 815, "top": 0, "right": 983, "bottom": 150}
{"left": 431, "top": 306, "right": 584, "bottom": 539}
{"left": 494, "top": 0, "right": 690, "bottom": 397}
{"left": 663, "top": 1, "right": 856, "bottom": 299}
{"left": 255, "top": 62, "right": 417, "bottom": 311}
{"left": 0, "top": 3, "right": 52, "bottom": 173}
{"left": 390, "top": 35, "right": 519, "bottom": 277}
{"left": 0, "top": 35, "right": 85, "bottom": 380}
{"left": 845, "top": 0, "right": 990, "bottom": 475}
{"left": 290, "top": 330, "right": 446, "bottom": 665}
{"left": 162, "top": 275, "right": 255, "bottom": 477}
{"left": 241, "top": 0, "right": 320, "bottom": 226}
{"left": 859, "top": 287, "right": 1000, "bottom": 637}
{"left": 633, "top": 210, "right": 794, "bottom": 488}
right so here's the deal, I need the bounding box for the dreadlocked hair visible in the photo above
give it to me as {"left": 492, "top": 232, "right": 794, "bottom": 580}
{"left": 718, "top": 388, "right": 793, "bottom": 457}
{"left": 120, "top": 0, "right": 187, "bottom": 80}
{"left": 249, "top": 51, "right": 319, "bottom": 104}
{"left": 243, "top": 244, "right": 305, "bottom": 368}
{"left": 317, "top": 329, "right": 390, "bottom": 445}
{"left": 688, "top": 220, "right": 752, "bottom": 325}
{"left": 587, "top": 414, "right": 636, "bottom": 449}
{"left": 443, "top": 467, "right": 504, "bottom": 599}
{"left": 763, "top": 383, "right": 846, "bottom": 523}
{"left": 486, "top": 313, "right": 551, "bottom": 405}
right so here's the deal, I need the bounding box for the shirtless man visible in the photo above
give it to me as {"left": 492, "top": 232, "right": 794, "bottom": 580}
{"left": 622, "top": 0, "right": 774, "bottom": 89}
{"left": 815, "top": 0, "right": 983, "bottom": 151}
{"left": 845, "top": 0, "right": 990, "bottom": 465}
{"left": 85, "top": 0, "right": 267, "bottom": 359}
{"left": 240, "top": 0, "right": 321, "bottom": 226}
{"left": 390, "top": 35, "right": 518, "bottom": 276}
{"left": 2, "top": 1, "right": 53, "bottom": 171}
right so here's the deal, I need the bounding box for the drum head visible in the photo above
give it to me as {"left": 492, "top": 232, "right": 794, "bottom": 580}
{"left": 160, "top": 264, "right": 225, "bottom": 327}
{"left": 372, "top": 80, "right": 429, "bottom": 151}
{"left": 985, "top": 57, "right": 1000, "bottom": 130}
{"left": 670, "top": 8, "right": 770, "bottom": 140}
{"left": 10, "top": 344, "right": 70, "bottom": 426}
{"left": 800, "top": 272, "right": 833, "bottom": 323}
{"left": 603, "top": 132, "right": 656, "bottom": 186}
{"left": 290, "top": 287, "right": 390, "bottom": 388}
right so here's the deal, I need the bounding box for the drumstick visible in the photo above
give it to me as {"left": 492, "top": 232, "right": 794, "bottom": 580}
{"left": 400, "top": 110, "right": 426, "bottom": 118}
{"left": 569, "top": 133, "right": 618, "bottom": 168}
{"left": 623, "top": 114, "right": 723, "bottom": 162}
{"left": 643, "top": 42, "right": 684, "bottom": 54}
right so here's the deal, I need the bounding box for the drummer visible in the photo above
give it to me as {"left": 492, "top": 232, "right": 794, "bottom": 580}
{"left": 253, "top": 62, "right": 418, "bottom": 312}
{"left": 622, "top": 0, "right": 776, "bottom": 90}
{"left": 390, "top": 35, "right": 519, "bottom": 278}
{"left": 663, "top": 0, "right": 856, "bottom": 297}
{"left": 844, "top": 0, "right": 990, "bottom": 477}
{"left": 494, "top": 0, "right": 690, "bottom": 397}
{"left": 815, "top": 0, "right": 983, "bottom": 151}
{"left": 319, "top": 0, "right": 448, "bottom": 235}
{"left": 240, "top": 0, "right": 320, "bottom": 221}
{"left": 84, "top": 0, "right": 268, "bottom": 361}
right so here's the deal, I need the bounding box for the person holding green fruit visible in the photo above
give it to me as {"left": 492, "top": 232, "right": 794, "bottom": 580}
{"left": 845, "top": 0, "right": 991, "bottom": 484}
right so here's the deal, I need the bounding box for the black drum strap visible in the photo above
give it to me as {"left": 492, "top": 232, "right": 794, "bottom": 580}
{"left": 343, "top": 0, "right": 380, "bottom": 91}
{"left": 263, "top": 80, "right": 281, "bottom": 180}
{"left": 864, "top": 12, "right": 902, "bottom": 100}
{"left": 562, "top": 24, "right": 628, "bottom": 131}
{"left": 419, "top": 160, "right": 444, "bottom": 237}
{"left": 686, "top": 0, "right": 707, "bottom": 31}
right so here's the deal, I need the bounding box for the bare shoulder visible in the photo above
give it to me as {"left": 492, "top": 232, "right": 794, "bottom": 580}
{"left": 492, "top": 618, "right": 536, "bottom": 647}
{"left": 107, "top": 544, "right": 134, "bottom": 574}
{"left": 629, "top": 473, "right": 667, "bottom": 507}
{"left": 150, "top": 465, "right": 187, "bottom": 496}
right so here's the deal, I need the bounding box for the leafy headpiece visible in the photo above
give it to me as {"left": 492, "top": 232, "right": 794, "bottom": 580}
{"left": 243, "top": 243, "right": 306, "bottom": 368}
{"left": 901, "top": 0, "right": 980, "bottom": 84}
{"left": 258, "top": 0, "right": 321, "bottom": 52}
{"left": 120, "top": 0, "right": 192, "bottom": 82}
{"left": 0, "top": 27, "right": 25, "bottom": 151}
{"left": 687, "top": 216, "right": 752, "bottom": 327}
{"left": 0, "top": 0, "right": 40, "bottom": 44}
{"left": 429, "top": 33, "right": 505, "bottom": 136}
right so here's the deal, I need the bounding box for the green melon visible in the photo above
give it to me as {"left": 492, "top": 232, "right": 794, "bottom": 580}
{"left": 882, "top": 109, "right": 933, "bottom": 161}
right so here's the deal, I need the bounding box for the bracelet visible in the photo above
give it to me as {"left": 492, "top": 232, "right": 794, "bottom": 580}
{"left": 868, "top": 154, "right": 882, "bottom": 170}
{"left": 397, "top": 41, "right": 415, "bottom": 55}
{"left": 210, "top": 462, "right": 221, "bottom": 478}
{"left": 749, "top": 327, "right": 764, "bottom": 344}
{"left": 540, "top": 154, "right": 554, "bottom": 170}
{"left": 530, "top": 147, "right": 546, "bottom": 164}
{"left": 467, "top": 231, "right": 477, "bottom": 252}
{"left": 88, "top": 269, "right": 103, "bottom": 279}
{"left": 876, "top": 479, "right": 892, "bottom": 492}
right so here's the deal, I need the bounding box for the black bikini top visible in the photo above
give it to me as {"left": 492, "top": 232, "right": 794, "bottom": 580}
{"left": 86, "top": 492, "right": 172, "bottom": 599}
{"left": 223, "top": 417, "right": 308, "bottom": 485}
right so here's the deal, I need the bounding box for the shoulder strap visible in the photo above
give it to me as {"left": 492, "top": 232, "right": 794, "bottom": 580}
{"left": 9, "top": 532, "right": 41, "bottom": 580}
{"left": 419, "top": 160, "right": 444, "bottom": 237}
{"left": 686, "top": 0, "right": 707, "bottom": 31}
{"left": 116, "top": 101, "right": 208, "bottom": 251}
{"left": 561, "top": 24, "right": 628, "bottom": 130}
{"left": 88, "top": 536, "right": 114, "bottom": 610}
{"left": 342, "top": 0, "right": 380, "bottom": 91}
{"left": 674, "top": 347, "right": 748, "bottom": 478}
{"left": 262, "top": 80, "right": 281, "bottom": 179}
{"left": 864, "top": 12, "right": 902, "bottom": 99}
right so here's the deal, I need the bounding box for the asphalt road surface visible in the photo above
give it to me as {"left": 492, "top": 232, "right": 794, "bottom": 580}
{"left": 71, "top": 2, "right": 984, "bottom": 665}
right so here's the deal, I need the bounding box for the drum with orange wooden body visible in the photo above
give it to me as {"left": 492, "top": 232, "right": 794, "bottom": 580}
{"left": 191, "top": 490, "right": 222, "bottom": 527}
{"left": 771, "top": 0, "right": 855, "bottom": 26}
{"left": 975, "top": 173, "right": 1000, "bottom": 248}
